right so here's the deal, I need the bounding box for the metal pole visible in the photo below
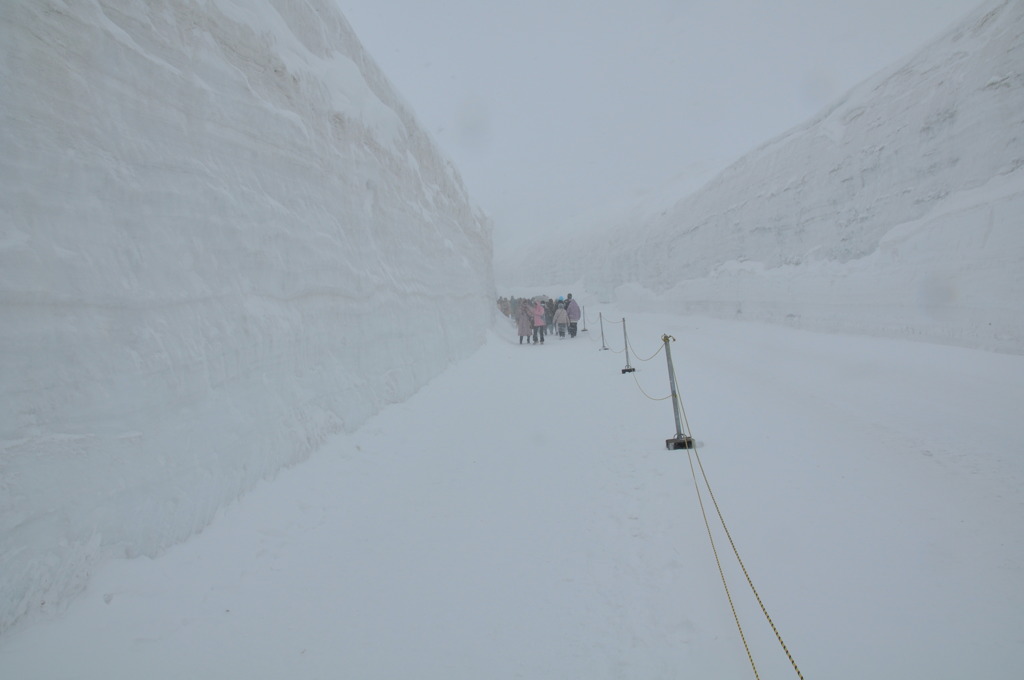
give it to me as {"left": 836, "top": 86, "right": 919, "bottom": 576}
{"left": 621, "top": 319, "right": 634, "bottom": 373}
{"left": 599, "top": 312, "right": 609, "bottom": 350}
{"left": 581, "top": 306, "right": 588, "bottom": 331}
{"left": 663, "top": 334, "right": 694, "bottom": 449}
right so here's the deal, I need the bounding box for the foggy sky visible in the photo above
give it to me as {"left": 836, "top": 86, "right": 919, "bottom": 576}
{"left": 336, "top": 0, "right": 984, "bottom": 249}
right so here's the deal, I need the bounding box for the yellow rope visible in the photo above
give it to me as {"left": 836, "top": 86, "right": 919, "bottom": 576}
{"left": 631, "top": 373, "right": 672, "bottom": 401}
{"left": 628, "top": 340, "right": 665, "bottom": 363}
{"left": 693, "top": 449, "right": 806, "bottom": 680}
{"left": 671, "top": 355, "right": 805, "bottom": 680}
{"left": 686, "top": 447, "right": 761, "bottom": 680}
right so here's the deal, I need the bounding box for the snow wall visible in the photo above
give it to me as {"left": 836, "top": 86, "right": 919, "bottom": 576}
{"left": 0, "top": 0, "right": 493, "bottom": 635}
{"left": 503, "top": 0, "right": 1024, "bottom": 354}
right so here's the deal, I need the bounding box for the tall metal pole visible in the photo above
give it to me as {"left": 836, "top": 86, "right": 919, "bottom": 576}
{"left": 621, "top": 319, "right": 635, "bottom": 373}
{"left": 663, "top": 334, "right": 694, "bottom": 449}
{"left": 599, "top": 313, "right": 609, "bottom": 350}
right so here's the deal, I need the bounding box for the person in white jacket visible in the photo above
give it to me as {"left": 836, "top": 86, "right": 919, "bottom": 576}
{"left": 552, "top": 302, "right": 569, "bottom": 338}
{"left": 564, "top": 294, "right": 581, "bottom": 338}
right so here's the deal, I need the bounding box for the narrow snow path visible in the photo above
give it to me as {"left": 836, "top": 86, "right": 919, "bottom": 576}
{"left": 2, "top": 311, "right": 1022, "bottom": 679}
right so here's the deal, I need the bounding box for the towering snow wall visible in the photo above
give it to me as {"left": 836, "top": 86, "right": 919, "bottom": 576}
{"left": 508, "top": 0, "right": 1024, "bottom": 354}
{"left": 0, "top": 0, "right": 493, "bottom": 634}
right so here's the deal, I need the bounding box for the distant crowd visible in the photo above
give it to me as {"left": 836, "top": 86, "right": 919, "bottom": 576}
{"left": 497, "top": 294, "right": 582, "bottom": 344}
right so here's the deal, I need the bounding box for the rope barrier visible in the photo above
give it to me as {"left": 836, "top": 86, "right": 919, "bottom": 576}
{"left": 505, "top": 304, "right": 806, "bottom": 676}
{"left": 631, "top": 373, "right": 672, "bottom": 401}
{"left": 627, "top": 339, "right": 665, "bottom": 363}
{"left": 503, "top": 303, "right": 805, "bottom": 675}
{"left": 686, "top": 448, "right": 762, "bottom": 679}
{"left": 502, "top": 303, "right": 806, "bottom": 676}
{"left": 602, "top": 326, "right": 804, "bottom": 679}
{"left": 692, "top": 449, "right": 806, "bottom": 680}
{"left": 666, "top": 339, "right": 805, "bottom": 680}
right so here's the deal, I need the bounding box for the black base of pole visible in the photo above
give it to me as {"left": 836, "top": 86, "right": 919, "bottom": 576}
{"left": 621, "top": 367, "right": 635, "bottom": 374}
{"left": 666, "top": 435, "right": 695, "bottom": 450}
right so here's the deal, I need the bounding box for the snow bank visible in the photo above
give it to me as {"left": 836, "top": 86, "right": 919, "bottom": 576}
{"left": 0, "top": 0, "right": 492, "bottom": 634}
{"left": 504, "top": 0, "right": 1024, "bottom": 354}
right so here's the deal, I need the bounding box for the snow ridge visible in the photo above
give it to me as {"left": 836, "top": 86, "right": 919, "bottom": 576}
{"left": 505, "top": 0, "right": 1024, "bottom": 354}
{"left": 0, "top": 0, "right": 493, "bottom": 635}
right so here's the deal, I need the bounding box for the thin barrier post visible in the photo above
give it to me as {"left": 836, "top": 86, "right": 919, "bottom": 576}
{"left": 599, "top": 313, "right": 609, "bottom": 350}
{"left": 621, "top": 319, "right": 635, "bottom": 373}
{"left": 662, "top": 334, "right": 694, "bottom": 449}
{"left": 581, "top": 306, "right": 588, "bottom": 332}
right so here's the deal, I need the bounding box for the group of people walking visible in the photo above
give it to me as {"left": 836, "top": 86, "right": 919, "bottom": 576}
{"left": 497, "top": 294, "right": 582, "bottom": 344}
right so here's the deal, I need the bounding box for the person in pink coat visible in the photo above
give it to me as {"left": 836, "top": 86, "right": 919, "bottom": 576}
{"left": 532, "top": 299, "right": 547, "bottom": 344}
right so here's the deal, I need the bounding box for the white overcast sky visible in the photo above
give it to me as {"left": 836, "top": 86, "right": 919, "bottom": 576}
{"left": 335, "top": 0, "right": 984, "bottom": 248}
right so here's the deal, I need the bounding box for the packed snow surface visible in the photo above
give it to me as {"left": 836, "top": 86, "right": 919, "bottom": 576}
{"left": 1, "top": 310, "right": 1021, "bottom": 678}
{"left": 501, "top": 0, "right": 1024, "bottom": 354}
{"left": 0, "top": 0, "right": 492, "bottom": 635}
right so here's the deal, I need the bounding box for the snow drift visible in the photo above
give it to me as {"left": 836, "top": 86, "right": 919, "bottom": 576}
{"left": 0, "top": 0, "right": 492, "bottom": 634}
{"left": 503, "top": 0, "right": 1024, "bottom": 354}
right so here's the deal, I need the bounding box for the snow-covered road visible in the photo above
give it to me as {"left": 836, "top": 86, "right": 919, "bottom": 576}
{"left": 2, "top": 310, "right": 1022, "bottom": 679}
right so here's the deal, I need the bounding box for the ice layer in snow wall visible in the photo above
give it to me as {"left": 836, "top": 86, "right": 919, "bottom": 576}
{"left": 0, "top": 0, "right": 493, "bottom": 634}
